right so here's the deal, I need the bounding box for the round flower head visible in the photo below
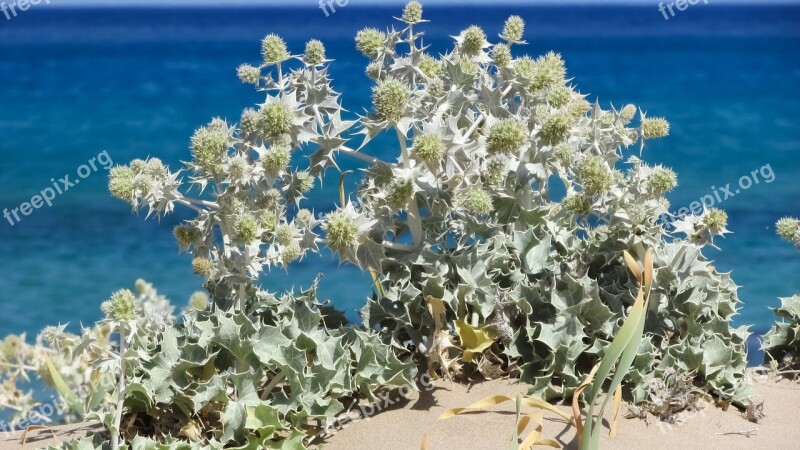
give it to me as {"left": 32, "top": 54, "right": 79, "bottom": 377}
{"left": 492, "top": 43, "right": 512, "bottom": 67}
{"left": 227, "top": 155, "right": 249, "bottom": 181}
{"left": 259, "top": 102, "right": 293, "bottom": 138}
{"left": 776, "top": 217, "right": 799, "bottom": 242}
{"left": 412, "top": 132, "right": 445, "bottom": 167}
{"left": 275, "top": 223, "right": 296, "bottom": 246}
{"left": 129, "top": 159, "right": 146, "bottom": 175}
{"left": 262, "top": 144, "right": 291, "bottom": 176}
{"left": 233, "top": 214, "right": 259, "bottom": 243}
{"left": 366, "top": 61, "right": 383, "bottom": 80}
{"left": 108, "top": 166, "right": 136, "bottom": 205}
{"left": 460, "top": 25, "right": 486, "bottom": 57}
{"left": 648, "top": 166, "right": 678, "bottom": 195}
{"left": 385, "top": 178, "right": 414, "bottom": 209}
{"left": 703, "top": 208, "right": 728, "bottom": 232}
{"left": 101, "top": 289, "right": 136, "bottom": 322}
{"left": 281, "top": 242, "right": 303, "bottom": 266}
{"left": 261, "top": 34, "right": 289, "bottom": 64}
{"left": 548, "top": 86, "right": 573, "bottom": 108}
{"left": 577, "top": 156, "right": 612, "bottom": 194}
{"left": 144, "top": 158, "right": 167, "bottom": 179}
{"left": 521, "top": 52, "right": 566, "bottom": 92}
{"left": 173, "top": 224, "right": 200, "bottom": 250}
{"left": 487, "top": 118, "right": 527, "bottom": 155}
{"left": 192, "top": 257, "right": 213, "bottom": 276}
{"left": 461, "top": 187, "right": 493, "bottom": 215}
{"left": 189, "top": 292, "right": 209, "bottom": 311}
{"left": 260, "top": 188, "right": 283, "bottom": 210}
{"left": 304, "top": 39, "right": 326, "bottom": 65}
{"left": 563, "top": 194, "right": 591, "bottom": 215}
{"left": 240, "top": 108, "right": 260, "bottom": 134}
{"left": 554, "top": 143, "right": 574, "bottom": 166}
{"left": 295, "top": 170, "right": 315, "bottom": 193}
{"left": 641, "top": 117, "right": 670, "bottom": 139}
{"left": 502, "top": 15, "right": 525, "bottom": 43}
{"left": 237, "top": 64, "right": 261, "bottom": 85}
{"left": 372, "top": 78, "right": 410, "bottom": 123}
{"left": 295, "top": 209, "right": 314, "bottom": 226}
{"left": 261, "top": 210, "right": 279, "bottom": 233}
{"left": 486, "top": 156, "right": 510, "bottom": 185}
{"left": 402, "top": 1, "right": 423, "bottom": 23}
{"left": 356, "top": 28, "right": 386, "bottom": 59}
{"left": 620, "top": 104, "right": 637, "bottom": 124}
{"left": 325, "top": 211, "right": 359, "bottom": 252}
{"left": 418, "top": 54, "right": 441, "bottom": 79}
{"left": 191, "top": 124, "right": 228, "bottom": 172}
{"left": 539, "top": 112, "right": 573, "bottom": 146}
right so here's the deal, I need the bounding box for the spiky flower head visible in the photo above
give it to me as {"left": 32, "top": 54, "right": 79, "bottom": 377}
{"left": 385, "top": 179, "right": 414, "bottom": 209}
{"left": 502, "top": 15, "right": 525, "bottom": 42}
{"left": 554, "top": 143, "right": 574, "bottom": 166}
{"left": 366, "top": 61, "right": 383, "bottom": 80}
{"left": 356, "top": 28, "right": 386, "bottom": 59}
{"left": 568, "top": 98, "right": 592, "bottom": 120}
{"left": 234, "top": 214, "right": 259, "bottom": 243}
{"left": 648, "top": 166, "right": 678, "bottom": 195}
{"left": 372, "top": 78, "right": 410, "bottom": 123}
{"left": 492, "top": 43, "right": 512, "bottom": 67}
{"left": 192, "top": 257, "right": 213, "bottom": 276}
{"left": 486, "top": 156, "right": 510, "bottom": 185}
{"left": 487, "top": 118, "right": 527, "bottom": 155}
{"left": 262, "top": 144, "right": 291, "bottom": 176}
{"left": 776, "top": 217, "right": 799, "bottom": 242}
{"left": 563, "top": 194, "right": 591, "bottom": 215}
{"left": 539, "top": 112, "right": 573, "bottom": 146}
{"left": 281, "top": 242, "right": 303, "bottom": 265}
{"left": 642, "top": 117, "right": 670, "bottom": 139}
{"left": 109, "top": 166, "right": 136, "bottom": 205}
{"left": 577, "top": 156, "right": 612, "bottom": 194}
{"left": 259, "top": 102, "right": 293, "bottom": 138}
{"left": 518, "top": 52, "right": 566, "bottom": 92}
{"left": 240, "top": 108, "right": 259, "bottom": 134}
{"left": 703, "top": 208, "right": 728, "bottom": 232}
{"left": 402, "top": 1, "right": 423, "bottom": 23}
{"left": 101, "top": 289, "right": 136, "bottom": 322}
{"left": 189, "top": 292, "right": 209, "bottom": 311}
{"left": 620, "top": 104, "right": 637, "bottom": 124}
{"left": 296, "top": 170, "right": 315, "bottom": 193}
{"left": 129, "top": 159, "right": 146, "bottom": 175}
{"left": 304, "top": 39, "right": 326, "bottom": 65}
{"left": 460, "top": 25, "right": 486, "bottom": 56}
{"left": 145, "top": 158, "right": 167, "bottom": 179}
{"left": 261, "top": 34, "right": 289, "bottom": 64}
{"left": 173, "top": 224, "right": 200, "bottom": 250}
{"left": 295, "top": 209, "right": 314, "bottom": 226}
{"left": 261, "top": 210, "right": 279, "bottom": 233}
{"left": 325, "top": 211, "right": 359, "bottom": 252}
{"left": 418, "top": 54, "right": 442, "bottom": 78}
{"left": 275, "top": 223, "right": 296, "bottom": 246}
{"left": 412, "top": 132, "right": 445, "bottom": 167}
{"left": 548, "top": 86, "right": 573, "bottom": 108}
{"left": 191, "top": 124, "right": 228, "bottom": 172}
{"left": 237, "top": 64, "right": 261, "bottom": 84}
{"left": 461, "top": 187, "right": 493, "bottom": 215}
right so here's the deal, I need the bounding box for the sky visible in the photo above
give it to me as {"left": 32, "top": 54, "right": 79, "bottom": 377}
{"left": 44, "top": 0, "right": 800, "bottom": 6}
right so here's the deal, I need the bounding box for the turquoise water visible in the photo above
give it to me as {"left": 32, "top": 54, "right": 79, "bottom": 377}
{"left": 0, "top": 5, "right": 798, "bottom": 360}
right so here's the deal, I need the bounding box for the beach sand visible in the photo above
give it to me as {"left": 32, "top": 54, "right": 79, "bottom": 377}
{"left": 2, "top": 370, "right": 797, "bottom": 449}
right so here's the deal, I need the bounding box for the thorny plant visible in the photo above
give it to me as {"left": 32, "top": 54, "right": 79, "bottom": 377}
{"left": 0, "top": 2, "right": 772, "bottom": 449}
{"left": 763, "top": 216, "right": 800, "bottom": 375}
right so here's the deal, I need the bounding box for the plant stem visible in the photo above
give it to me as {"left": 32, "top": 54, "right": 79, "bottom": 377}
{"left": 111, "top": 325, "right": 127, "bottom": 450}
{"left": 395, "top": 127, "right": 423, "bottom": 247}
{"left": 260, "top": 370, "right": 286, "bottom": 400}
{"left": 338, "top": 148, "right": 384, "bottom": 165}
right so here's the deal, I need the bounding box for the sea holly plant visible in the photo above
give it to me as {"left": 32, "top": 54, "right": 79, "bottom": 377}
{"left": 323, "top": 3, "right": 751, "bottom": 405}
{"left": 762, "top": 217, "right": 800, "bottom": 373}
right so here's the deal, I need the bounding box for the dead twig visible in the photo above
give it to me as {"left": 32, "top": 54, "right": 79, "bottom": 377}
{"left": 715, "top": 428, "right": 758, "bottom": 438}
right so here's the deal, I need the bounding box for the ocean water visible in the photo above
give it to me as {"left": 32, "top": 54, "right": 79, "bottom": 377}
{"left": 0, "top": 5, "right": 798, "bottom": 363}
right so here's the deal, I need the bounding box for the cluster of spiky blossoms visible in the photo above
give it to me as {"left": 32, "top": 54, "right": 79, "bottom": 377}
{"left": 763, "top": 216, "right": 800, "bottom": 371}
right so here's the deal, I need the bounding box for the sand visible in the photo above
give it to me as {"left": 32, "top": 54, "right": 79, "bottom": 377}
{"left": 2, "top": 370, "right": 797, "bottom": 449}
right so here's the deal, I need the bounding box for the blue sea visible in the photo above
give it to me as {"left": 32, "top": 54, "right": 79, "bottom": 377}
{"left": 0, "top": 4, "right": 798, "bottom": 364}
